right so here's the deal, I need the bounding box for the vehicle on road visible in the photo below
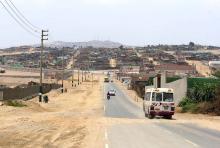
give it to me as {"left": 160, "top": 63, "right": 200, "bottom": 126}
{"left": 107, "top": 94, "right": 111, "bottom": 100}
{"left": 0, "top": 68, "right": 5, "bottom": 73}
{"left": 143, "top": 88, "right": 175, "bottom": 119}
{"left": 108, "top": 89, "right": 116, "bottom": 96}
{"left": 104, "top": 77, "right": 109, "bottom": 83}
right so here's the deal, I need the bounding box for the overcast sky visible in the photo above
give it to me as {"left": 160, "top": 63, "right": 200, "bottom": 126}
{"left": 0, "top": 0, "right": 220, "bottom": 48}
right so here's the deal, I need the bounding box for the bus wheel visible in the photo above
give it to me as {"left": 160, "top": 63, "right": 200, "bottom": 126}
{"left": 164, "top": 115, "right": 172, "bottom": 119}
{"left": 144, "top": 111, "right": 148, "bottom": 117}
{"left": 148, "top": 114, "right": 155, "bottom": 119}
{"left": 143, "top": 104, "right": 145, "bottom": 112}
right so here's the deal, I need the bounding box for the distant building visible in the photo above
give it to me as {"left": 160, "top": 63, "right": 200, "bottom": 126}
{"left": 186, "top": 60, "right": 211, "bottom": 77}
{"left": 109, "top": 59, "right": 117, "bottom": 68}
{"left": 44, "top": 72, "right": 57, "bottom": 79}
{"left": 120, "top": 66, "right": 140, "bottom": 74}
{"left": 209, "top": 61, "right": 220, "bottom": 70}
{"left": 155, "top": 64, "right": 195, "bottom": 76}
{"left": 209, "top": 61, "right": 220, "bottom": 75}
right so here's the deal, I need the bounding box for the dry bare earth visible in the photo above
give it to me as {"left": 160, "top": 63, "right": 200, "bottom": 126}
{"left": 0, "top": 75, "right": 104, "bottom": 148}
{"left": 1, "top": 73, "right": 220, "bottom": 148}
{"left": 0, "top": 70, "right": 40, "bottom": 87}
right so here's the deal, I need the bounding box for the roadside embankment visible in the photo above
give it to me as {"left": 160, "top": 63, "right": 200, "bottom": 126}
{"left": 0, "top": 74, "right": 105, "bottom": 148}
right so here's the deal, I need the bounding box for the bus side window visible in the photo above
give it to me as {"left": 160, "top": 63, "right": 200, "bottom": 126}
{"left": 145, "top": 92, "right": 151, "bottom": 101}
{"left": 152, "top": 92, "right": 156, "bottom": 101}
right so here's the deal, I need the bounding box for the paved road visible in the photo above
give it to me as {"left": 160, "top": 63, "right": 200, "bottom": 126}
{"left": 104, "top": 83, "right": 143, "bottom": 119}
{"left": 104, "top": 83, "right": 220, "bottom": 148}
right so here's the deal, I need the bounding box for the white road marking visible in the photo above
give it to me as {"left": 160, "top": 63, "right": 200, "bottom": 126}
{"left": 185, "top": 139, "right": 198, "bottom": 147}
{"left": 105, "top": 143, "right": 109, "bottom": 148}
{"left": 103, "top": 84, "right": 105, "bottom": 99}
{"left": 105, "top": 129, "right": 108, "bottom": 140}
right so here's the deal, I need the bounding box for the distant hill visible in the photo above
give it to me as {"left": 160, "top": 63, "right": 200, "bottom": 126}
{"left": 44, "top": 40, "right": 123, "bottom": 48}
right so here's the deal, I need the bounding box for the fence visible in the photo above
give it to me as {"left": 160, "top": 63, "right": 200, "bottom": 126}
{"left": 0, "top": 83, "right": 61, "bottom": 101}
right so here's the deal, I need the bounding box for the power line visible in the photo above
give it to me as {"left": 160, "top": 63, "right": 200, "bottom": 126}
{"left": 0, "top": 1, "right": 39, "bottom": 38}
{"left": 7, "top": 0, "right": 41, "bottom": 32}
{"left": 4, "top": 0, "right": 40, "bottom": 34}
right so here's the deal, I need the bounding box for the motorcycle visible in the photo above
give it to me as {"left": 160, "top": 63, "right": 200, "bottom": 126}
{"left": 107, "top": 95, "right": 110, "bottom": 100}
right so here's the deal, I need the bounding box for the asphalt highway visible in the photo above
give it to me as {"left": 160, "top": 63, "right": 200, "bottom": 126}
{"left": 104, "top": 83, "right": 220, "bottom": 148}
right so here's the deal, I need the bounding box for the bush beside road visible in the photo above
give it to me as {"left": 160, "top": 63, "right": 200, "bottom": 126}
{"left": 179, "top": 82, "right": 220, "bottom": 115}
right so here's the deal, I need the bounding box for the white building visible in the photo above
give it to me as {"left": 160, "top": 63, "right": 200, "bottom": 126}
{"left": 120, "top": 66, "right": 140, "bottom": 74}
{"left": 209, "top": 61, "right": 220, "bottom": 70}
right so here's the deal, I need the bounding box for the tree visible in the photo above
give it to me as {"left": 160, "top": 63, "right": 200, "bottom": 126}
{"left": 119, "top": 45, "right": 124, "bottom": 50}
{"left": 189, "top": 42, "right": 195, "bottom": 47}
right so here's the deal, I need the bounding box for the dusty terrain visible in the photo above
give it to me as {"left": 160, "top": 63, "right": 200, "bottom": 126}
{"left": 0, "top": 74, "right": 105, "bottom": 148}
{"left": 0, "top": 73, "right": 220, "bottom": 148}
{"left": 0, "top": 70, "right": 59, "bottom": 87}
{"left": 0, "top": 70, "right": 40, "bottom": 87}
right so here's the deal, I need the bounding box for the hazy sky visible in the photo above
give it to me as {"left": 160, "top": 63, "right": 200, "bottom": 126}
{"left": 0, "top": 0, "right": 220, "bottom": 48}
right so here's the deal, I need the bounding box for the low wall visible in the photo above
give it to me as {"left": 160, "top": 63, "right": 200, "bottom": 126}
{"left": 162, "top": 77, "right": 187, "bottom": 105}
{"left": 0, "top": 75, "right": 40, "bottom": 79}
{"left": 0, "top": 83, "right": 61, "bottom": 101}
{"left": 145, "top": 74, "right": 187, "bottom": 105}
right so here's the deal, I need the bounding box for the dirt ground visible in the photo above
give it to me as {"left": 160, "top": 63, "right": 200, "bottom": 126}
{"left": 0, "top": 74, "right": 105, "bottom": 148}
{"left": 0, "top": 73, "right": 220, "bottom": 148}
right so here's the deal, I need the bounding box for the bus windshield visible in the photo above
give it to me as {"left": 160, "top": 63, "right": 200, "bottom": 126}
{"left": 156, "top": 93, "right": 162, "bottom": 101}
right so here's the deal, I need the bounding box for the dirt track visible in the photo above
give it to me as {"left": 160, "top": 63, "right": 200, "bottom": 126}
{"left": 0, "top": 74, "right": 104, "bottom": 148}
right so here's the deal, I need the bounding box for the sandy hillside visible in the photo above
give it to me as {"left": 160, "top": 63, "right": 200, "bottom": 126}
{"left": 0, "top": 74, "right": 105, "bottom": 148}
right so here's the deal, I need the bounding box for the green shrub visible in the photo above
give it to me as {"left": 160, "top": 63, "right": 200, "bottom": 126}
{"left": 179, "top": 84, "right": 220, "bottom": 114}
{"left": 146, "top": 77, "right": 154, "bottom": 86}
{"left": 179, "top": 97, "right": 195, "bottom": 106}
{"left": 166, "top": 77, "right": 181, "bottom": 83}
{"left": 187, "top": 78, "right": 220, "bottom": 89}
{"left": 182, "top": 103, "right": 198, "bottom": 113}
{"left": 187, "top": 83, "right": 216, "bottom": 103}
{"left": 5, "top": 100, "right": 27, "bottom": 107}
{"left": 179, "top": 97, "right": 198, "bottom": 113}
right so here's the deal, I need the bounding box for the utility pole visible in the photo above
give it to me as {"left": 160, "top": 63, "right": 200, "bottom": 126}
{"left": 81, "top": 66, "right": 83, "bottom": 82}
{"left": 92, "top": 73, "right": 93, "bottom": 88}
{"left": 84, "top": 71, "right": 86, "bottom": 81}
{"left": 72, "top": 56, "right": 74, "bottom": 87}
{"left": 39, "top": 30, "right": 48, "bottom": 102}
{"left": 61, "top": 48, "right": 64, "bottom": 93}
{"left": 78, "top": 67, "right": 80, "bottom": 85}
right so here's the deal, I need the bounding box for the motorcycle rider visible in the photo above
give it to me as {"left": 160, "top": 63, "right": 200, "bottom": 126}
{"left": 107, "top": 91, "right": 110, "bottom": 99}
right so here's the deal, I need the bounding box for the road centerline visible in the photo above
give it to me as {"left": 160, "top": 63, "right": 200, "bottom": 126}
{"left": 185, "top": 139, "right": 199, "bottom": 147}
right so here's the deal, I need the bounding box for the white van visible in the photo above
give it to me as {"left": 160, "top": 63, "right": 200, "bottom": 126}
{"left": 143, "top": 88, "right": 175, "bottom": 119}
